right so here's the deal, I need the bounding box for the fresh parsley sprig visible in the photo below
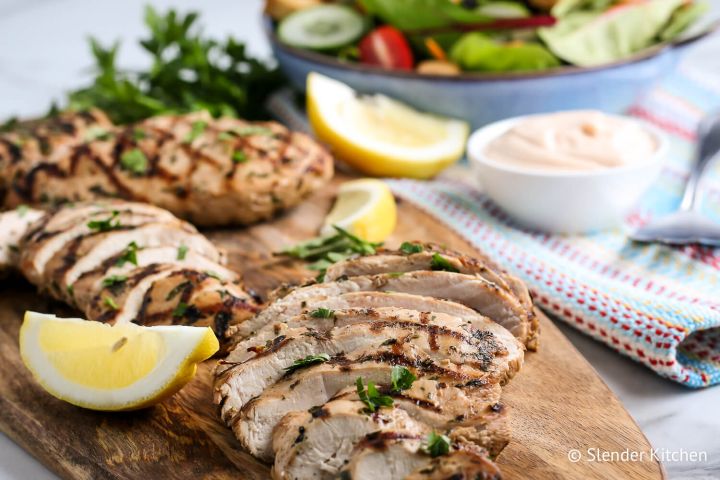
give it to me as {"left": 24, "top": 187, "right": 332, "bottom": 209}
{"left": 87, "top": 210, "right": 121, "bottom": 232}
{"left": 430, "top": 253, "right": 459, "bottom": 273}
{"left": 65, "top": 7, "right": 283, "bottom": 124}
{"left": 356, "top": 377, "right": 394, "bottom": 413}
{"left": 280, "top": 226, "right": 383, "bottom": 280}
{"left": 390, "top": 366, "right": 416, "bottom": 393}
{"left": 285, "top": 354, "right": 330, "bottom": 374}
{"left": 423, "top": 431, "right": 451, "bottom": 457}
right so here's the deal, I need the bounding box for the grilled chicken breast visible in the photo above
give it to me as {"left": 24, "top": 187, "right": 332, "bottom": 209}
{"left": 0, "top": 111, "right": 333, "bottom": 226}
{"left": 11, "top": 200, "right": 258, "bottom": 339}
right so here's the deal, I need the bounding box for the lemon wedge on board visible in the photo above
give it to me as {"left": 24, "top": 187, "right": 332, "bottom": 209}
{"left": 307, "top": 72, "right": 469, "bottom": 179}
{"left": 19, "top": 312, "right": 218, "bottom": 411}
{"left": 321, "top": 179, "right": 397, "bottom": 242}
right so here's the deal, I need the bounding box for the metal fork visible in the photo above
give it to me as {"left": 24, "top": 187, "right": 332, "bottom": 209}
{"left": 631, "top": 112, "right": 720, "bottom": 246}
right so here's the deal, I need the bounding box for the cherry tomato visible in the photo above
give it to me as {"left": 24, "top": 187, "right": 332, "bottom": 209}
{"left": 358, "top": 26, "right": 414, "bottom": 70}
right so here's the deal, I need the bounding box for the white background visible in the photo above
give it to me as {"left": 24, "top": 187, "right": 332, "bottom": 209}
{"left": 1, "top": 1, "right": 719, "bottom": 479}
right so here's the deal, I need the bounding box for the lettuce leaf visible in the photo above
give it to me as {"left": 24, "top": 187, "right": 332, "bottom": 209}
{"left": 551, "top": 0, "right": 615, "bottom": 18}
{"left": 660, "top": 1, "right": 709, "bottom": 41}
{"left": 539, "top": 0, "right": 686, "bottom": 66}
{"left": 358, "top": 0, "right": 493, "bottom": 30}
{"left": 450, "top": 32, "right": 561, "bottom": 72}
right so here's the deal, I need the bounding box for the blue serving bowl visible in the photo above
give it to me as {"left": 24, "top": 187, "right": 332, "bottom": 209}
{"left": 266, "top": 16, "right": 719, "bottom": 128}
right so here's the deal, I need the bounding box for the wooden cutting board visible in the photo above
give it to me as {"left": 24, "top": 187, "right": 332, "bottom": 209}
{"left": 0, "top": 176, "right": 664, "bottom": 480}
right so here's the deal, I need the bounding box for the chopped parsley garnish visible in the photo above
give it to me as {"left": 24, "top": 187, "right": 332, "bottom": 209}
{"left": 184, "top": 120, "right": 207, "bottom": 143}
{"left": 85, "top": 126, "right": 112, "bottom": 142}
{"left": 232, "top": 150, "right": 247, "bottom": 163}
{"left": 166, "top": 281, "right": 191, "bottom": 301}
{"left": 309, "top": 308, "right": 334, "bottom": 319}
{"left": 177, "top": 244, "right": 188, "bottom": 260}
{"left": 233, "top": 126, "right": 273, "bottom": 137}
{"left": 391, "top": 366, "right": 416, "bottom": 393}
{"left": 104, "top": 296, "right": 119, "bottom": 310}
{"left": 120, "top": 148, "right": 148, "bottom": 175}
{"left": 16, "top": 204, "right": 29, "bottom": 218}
{"left": 430, "top": 253, "right": 459, "bottom": 273}
{"left": 280, "top": 225, "right": 383, "bottom": 279}
{"left": 423, "top": 431, "right": 451, "bottom": 457}
{"left": 116, "top": 241, "right": 140, "bottom": 267}
{"left": 132, "top": 128, "right": 147, "bottom": 140}
{"left": 205, "top": 270, "right": 222, "bottom": 280}
{"left": 66, "top": 284, "right": 74, "bottom": 297}
{"left": 87, "top": 210, "right": 121, "bottom": 232}
{"left": 284, "top": 353, "right": 330, "bottom": 374}
{"left": 356, "top": 377, "right": 393, "bottom": 414}
{"left": 102, "top": 275, "right": 128, "bottom": 288}
{"left": 173, "top": 302, "right": 189, "bottom": 318}
{"left": 400, "top": 242, "right": 423, "bottom": 254}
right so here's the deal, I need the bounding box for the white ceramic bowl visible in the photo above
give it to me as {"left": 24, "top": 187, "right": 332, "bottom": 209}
{"left": 466, "top": 114, "right": 668, "bottom": 234}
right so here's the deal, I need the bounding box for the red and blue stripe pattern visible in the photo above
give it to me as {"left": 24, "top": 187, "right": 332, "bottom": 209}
{"left": 387, "top": 67, "right": 720, "bottom": 387}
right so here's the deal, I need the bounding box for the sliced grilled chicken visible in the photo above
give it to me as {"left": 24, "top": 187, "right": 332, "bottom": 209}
{"left": 341, "top": 437, "right": 502, "bottom": 480}
{"left": 272, "top": 398, "right": 428, "bottom": 480}
{"left": 2, "top": 111, "right": 333, "bottom": 227}
{"left": 13, "top": 200, "right": 258, "bottom": 340}
{"left": 19, "top": 202, "right": 179, "bottom": 285}
{"left": 229, "top": 296, "right": 523, "bottom": 381}
{"left": 230, "top": 271, "right": 532, "bottom": 347}
{"left": 217, "top": 319, "right": 503, "bottom": 416}
{"left": 323, "top": 244, "right": 537, "bottom": 349}
{"left": 0, "top": 207, "right": 44, "bottom": 272}
{"left": 229, "top": 355, "right": 509, "bottom": 461}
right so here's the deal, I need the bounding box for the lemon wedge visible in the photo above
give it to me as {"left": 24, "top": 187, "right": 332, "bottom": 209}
{"left": 19, "top": 312, "right": 219, "bottom": 411}
{"left": 321, "top": 179, "right": 397, "bottom": 242}
{"left": 307, "top": 73, "right": 469, "bottom": 179}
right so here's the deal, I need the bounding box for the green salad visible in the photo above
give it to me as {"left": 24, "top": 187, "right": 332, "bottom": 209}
{"left": 269, "top": 0, "right": 708, "bottom": 74}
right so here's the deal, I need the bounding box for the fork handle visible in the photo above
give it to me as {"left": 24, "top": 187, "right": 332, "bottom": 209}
{"left": 680, "top": 112, "right": 720, "bottom": 211}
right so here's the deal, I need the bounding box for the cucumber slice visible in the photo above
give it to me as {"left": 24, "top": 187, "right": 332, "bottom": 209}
{"left": 278, "top": 5, "right": 365, "bottom": 51}
{"left": 476, "top": 1, "right": 531, "bottom": 19}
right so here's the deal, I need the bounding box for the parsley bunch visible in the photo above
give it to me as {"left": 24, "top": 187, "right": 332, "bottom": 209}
{"left": 66, "top": 7, "right": 283, "bottom": 124}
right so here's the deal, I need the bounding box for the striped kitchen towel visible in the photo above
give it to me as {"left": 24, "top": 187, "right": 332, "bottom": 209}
{"left": 386, "top": 66, "right": 720, "bottom": 388}
{"left": 268, "top": 65, "right": 720, "bottom": 388}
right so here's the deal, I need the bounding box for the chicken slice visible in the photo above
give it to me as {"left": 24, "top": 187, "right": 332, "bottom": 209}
{"left": 404, "top": 446, "right": 503, "bottom": 480}
{"left": 342, "top": 440, "right": 503, "bottom": 480}
{"left": 272, "top": 399, "right": 428, "bottom": 480}
{"left": 230, "top": 271, "right": 531, "bottom": 347}
{"left": 324, "top": 246, "right": 511, "bottom": 293}
{"left": 0, "top": 208, "right": 44, "bottom": 272}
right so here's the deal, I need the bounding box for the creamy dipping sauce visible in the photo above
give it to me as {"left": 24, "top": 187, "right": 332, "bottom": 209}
{"left": 483, "top": 111, "right": 658, "bottom": 172}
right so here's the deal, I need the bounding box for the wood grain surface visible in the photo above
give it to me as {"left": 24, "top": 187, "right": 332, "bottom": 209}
{"left": 0, "top": 176, "right": 664, "bottom": 479}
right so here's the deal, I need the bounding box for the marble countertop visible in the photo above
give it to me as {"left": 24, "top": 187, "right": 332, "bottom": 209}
{"left": 0, "top": 1, "right": 718, "bottom": 479}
